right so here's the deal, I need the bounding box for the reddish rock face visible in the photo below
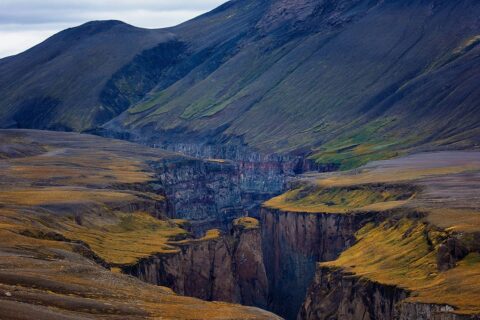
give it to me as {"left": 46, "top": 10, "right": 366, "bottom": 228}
{"left": 300, "top": 265, "right": 479, "bottom": 320}
{"left": 299, "top": 266, "right": 409, "bottom": 320}
{"left": 123, "top": 223, "right": 269, "bottom": 309}
{"left": 233, "top": 224, "right": 269, "bottom": 307}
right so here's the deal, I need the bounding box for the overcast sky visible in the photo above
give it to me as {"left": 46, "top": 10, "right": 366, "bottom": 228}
{"left": 0, "top": 0, "right": 226, "bottom": 58}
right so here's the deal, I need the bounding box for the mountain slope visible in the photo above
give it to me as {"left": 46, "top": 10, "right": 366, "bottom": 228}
{"left": 0, "top": 20, "right": 174, "bottom": 131}
{"left": 1, "top": 0, "right": 480, "bottom": 167}
{"left": 114, "top": 0, "right": 480, "bottom": 162}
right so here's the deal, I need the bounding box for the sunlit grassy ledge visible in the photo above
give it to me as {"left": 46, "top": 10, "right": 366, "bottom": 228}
{"left": 233, "top": 217, "right": 260, "bottom": 230}
{"left": 321, "top": 219, "right": 480, "bottom": 315}
{"left": 263, "top": 184, "right": 416, "bottom": 214}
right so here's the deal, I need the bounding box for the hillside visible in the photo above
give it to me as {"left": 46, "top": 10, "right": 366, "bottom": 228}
{"left": 0, "top": 129, "right": 280, "bottom": 320}
{"left": 0, "top": 0, "right": 478, "bottom": 168}
{"left": 1, "top": 1, "right": 480, "bottom": 319}
{"left": 0, "top": 21, "right": 173, "bottom": 131}
{"left": 117, "top": 0, "right": 480, "bottom": 163}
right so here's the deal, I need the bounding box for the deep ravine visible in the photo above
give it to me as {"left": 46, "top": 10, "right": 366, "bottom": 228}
{"left": 260, "top": 208, "right": 381, "bottom": 319}
{"left": 124, "top": 141, "right": 383, "bottom": 319}
{"left": 82, "top": 137, "right": 480, "bottom": 320}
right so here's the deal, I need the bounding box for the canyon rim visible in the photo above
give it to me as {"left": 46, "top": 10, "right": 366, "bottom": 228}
{"left": 0, "top": 0, "right": 480, "bottom": 320}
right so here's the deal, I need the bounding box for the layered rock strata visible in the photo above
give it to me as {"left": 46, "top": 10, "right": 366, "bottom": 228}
{"left": 123, "top": 219, "right": 269, "bottom": 309}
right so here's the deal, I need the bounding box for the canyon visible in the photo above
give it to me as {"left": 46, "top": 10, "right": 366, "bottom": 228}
{"left": 0, "top": 0, "right": 480, "bottom": 319}
{"left": 1, "top": 130, "right": 479, "bottom": 320}
{"left": 141, "top": 143, "right": 480, "bottom": 320}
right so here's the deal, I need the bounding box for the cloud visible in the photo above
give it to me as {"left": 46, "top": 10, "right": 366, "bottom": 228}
{"left": 0, "top": 0, "right": 226, "bottom": 58}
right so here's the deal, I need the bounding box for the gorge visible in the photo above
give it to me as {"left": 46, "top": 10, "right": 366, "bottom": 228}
{"left": 0, "top": 0, "right": 480, "bottom": 319}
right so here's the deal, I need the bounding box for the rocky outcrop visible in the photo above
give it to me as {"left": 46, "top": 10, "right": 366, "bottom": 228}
{"left": 139, "top": 141, "right": 327, "bottom": 232}
{"left": 300, "top": 265, "right": 480, "bottom": 320}
{"left": 150, "top": 157, "right": 243, "bottom": 223}
{"left": 437, "top": 237, "right": 469, "bottom": 272}
{"left": 260, "top": 208, "right": 381, "bottom": 319}
{"left": 156, "top": 141, "right": 309, "bottom": 193}
{"left": 299, "top": 265, "right": 408, "bottom": 320}
{"left": 123, "top": 220, "right": 269, "bottom": 309}
{"left": 396, "top": 303, "right": 480, "bottom": 320}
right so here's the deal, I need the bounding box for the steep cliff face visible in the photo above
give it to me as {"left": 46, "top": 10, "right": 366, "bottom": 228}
{"left": 396, "top": 303, "right": 480, "bottom": 320}
{"left": 0, "top": 130, "right": 282, "bottom": 320}
{"left": 299, "top": 266, "right": 408, "bottom": 320}
{"left": 300, "top": 265, "right": 480, "bottom": 320}
{"left": 298, "top": 214, "right": 480, "bottom": 320}
{"left": 142, "top": 140, "right": 323, "bottom": 231}
{"left": 123, "top": 218, "right": 269, "bottom": 309}
{"left": 260, "top": 208, "right": 380, "bottom": 319}
{"left": 151, "top": 157, "right": 243, "bottom": 223}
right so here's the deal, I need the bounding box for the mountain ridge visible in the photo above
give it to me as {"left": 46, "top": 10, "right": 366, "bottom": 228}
{"left": 1, "top": 0, "right": 479, "bottom": 168}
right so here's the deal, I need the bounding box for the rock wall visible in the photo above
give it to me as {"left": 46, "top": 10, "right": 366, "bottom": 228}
{"left": 260, "top": 208, "right": 380, "bottom": 319}
{"left": 142, "top": 141, "right": 328, "bottom": 233}
{"left": 123, "top": 222, "right": 269, "bottom": 309}
{"left": 150, "top": 157, "right": 244, "bottom": 223}
{"left": 95, "top": 129, "right": 332, "bottom": 229}
{"left": 300, "top": 265, "right": 480, "bottom": 320}
{"left": 156, "top": 141, "right": 319, "bottom": 193}
{"left": 298, "top": 265, "right": 408, "bottom": 320}
{"left": 396, "top": 303, "right": 480, "bottom": 320}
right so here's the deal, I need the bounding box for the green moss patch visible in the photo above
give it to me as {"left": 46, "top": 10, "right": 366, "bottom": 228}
{"left": 323, "top": 218, "right": 480, "bottom": 315}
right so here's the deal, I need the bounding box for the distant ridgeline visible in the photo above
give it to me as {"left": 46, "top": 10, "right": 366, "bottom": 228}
{"left": 0, "top": 0, "right": 479, "bottom": 168}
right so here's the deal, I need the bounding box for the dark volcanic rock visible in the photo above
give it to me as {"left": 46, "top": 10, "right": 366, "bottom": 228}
{"left": 299, "top": 265, "right": 408, "bottom": 320}
{"left": 260, "top": 208, "right": 381, "bottom": 319}
{"left": 436, "top": 237, "right": 469, "bottom": 272}
{"left": 300, "top": 265, "right": 480, "bottom": 320}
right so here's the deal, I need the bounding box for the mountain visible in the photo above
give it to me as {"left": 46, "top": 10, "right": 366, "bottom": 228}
{"left": 1, "top": 0, "right": 480, "bottom": 168}
{"left": 1, "top": 2, "right": 480, "bottom": 319}
{"left": 0, "top": 20, "right": 173, "bottom": 131}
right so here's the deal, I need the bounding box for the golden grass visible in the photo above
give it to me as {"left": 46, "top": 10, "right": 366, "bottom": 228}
{"left": 7, "top": 151, "right": 153, "bottom": 186}
{"left": 0, "top": 131, "right": 279, "bottom": 319}
{"left": 0, "top": 218, "right": 278, "bottom": 320}
{"left": 0, "top": 187, "right": 136, "bottom": 206}
{"left": 62, "top": 212, "right": 188, "bottom": 265}
{"left": 175, "top": 229, "right": 222, "bottom": 245}
{"left": 427, "top": 209, "right": 480, "bottom": 233}
{"left": 264, "top": 185, "right": 414, "bottom": 214}
{"left": 271, "top": 152, "right": 480, "bottom": 232}
{"left": 0, "top": 133, "right": 182, "bottom": 266}
{"left": 318, "top": 165, "right": 478, "bottom": 188}
{"left": 0, "top": 208, "right": 187, "bottom": 266}
{"left": 412, "top": 253, "right": 480, "bottom": 315}
{"left": 323, "top": 219, "right": 480, "bottom": 314}
{"left": 200, "top": 229, "right": 222, "bottom": 241}
{"left": 233, "top": 217, "right": 260, "bottom": 229}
